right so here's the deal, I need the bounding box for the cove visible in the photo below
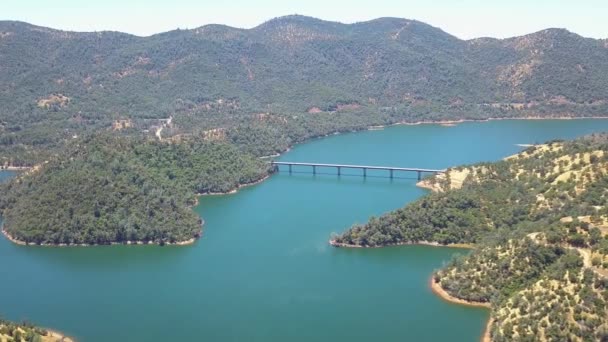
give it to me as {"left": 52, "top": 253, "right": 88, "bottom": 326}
{"left": 2, "top": 119, "right": 608, "bottom": 341}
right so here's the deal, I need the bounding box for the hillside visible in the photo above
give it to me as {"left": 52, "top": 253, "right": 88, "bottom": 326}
{"left": 1, "top": 16, "right": 608, "bottom": 164}
{"left": 0, "top": 134, "right": 270, "bottom": 245}
{"left": 332, "top": 134, "right": 608, "bottom": 340}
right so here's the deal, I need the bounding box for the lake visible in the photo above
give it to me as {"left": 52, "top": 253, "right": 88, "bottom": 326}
{"left": 2, "top": 119, "right": 608, "bottom": 341}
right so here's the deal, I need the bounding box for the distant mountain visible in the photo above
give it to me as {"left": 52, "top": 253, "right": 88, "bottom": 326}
{"left": 1, "top": 15, "right": 607, "bottom": 160}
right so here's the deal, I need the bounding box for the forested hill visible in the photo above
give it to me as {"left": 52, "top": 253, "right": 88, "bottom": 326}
{"left": 0, "top": 134, "right": 270, "bottom": 245}
{"left": 333, "top": 134, "right": 608, "bottom": 340}
{"left": 1, "top": 15, "right": 608, "bottom": 164}
{"left": 333, "top": 134, "right": 608, "bottom": 247}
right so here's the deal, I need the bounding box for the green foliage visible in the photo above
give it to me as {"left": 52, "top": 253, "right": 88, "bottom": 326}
{"left": 1, "top": 17, "right": 608, "bottom": 164}
{"left": 438, "top": 239, "right": 564, "bottom": 304}
{"left": 0, "top": 16, "right": 608, "bottom": 339}
{"left": 334, "top": 191, "right": 488, "bottom": 246}
{"left": 335, "top": 135, "right": 608, "bottom": 247}
{"left": 0, "top": 134, "right": 270, "bottom": 245}
{"left": 335, "top": 134, "right": 608, "bottom": 341}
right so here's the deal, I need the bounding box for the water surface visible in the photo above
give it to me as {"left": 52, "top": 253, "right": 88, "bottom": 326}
{"left": 2, "top": 120, "right": 608, "bottom": 341}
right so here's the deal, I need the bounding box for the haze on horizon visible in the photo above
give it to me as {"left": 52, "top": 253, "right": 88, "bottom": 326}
{"left": 2, "top": 0, "right": 607, "bottom": 40}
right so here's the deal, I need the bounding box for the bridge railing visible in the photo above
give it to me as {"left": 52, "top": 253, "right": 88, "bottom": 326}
{"left": 270, "top": 161, "right": 445, "bottom": 180}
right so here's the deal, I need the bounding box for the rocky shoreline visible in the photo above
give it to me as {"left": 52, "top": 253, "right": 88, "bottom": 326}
{"left": 415, "top": 178, "right": 443, "bottom": 192}
{"left": 429, "top": 277, "right": 491, "bottom": 308}
{"left": 430, "top": 277, "right": 492, "bottom": 341}
{"left": 1, "top": 227, "right": 201, "bottom": 247}
{"left": 43, "top": 329, "right": 76, "bottom": 342}
{"left": 198, "top": 175, "right": 270, "bottom": 197}
{"left": 328, "top": 239, "right": 473, "bottom": 249}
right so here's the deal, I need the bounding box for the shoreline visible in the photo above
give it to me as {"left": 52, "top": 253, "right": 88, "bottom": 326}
{"left": 44, "top": 328, "right": 76, "bottom": 342}
{"left": 1, "top": 115, "right": 607, "bottom": 249}
{"left": 357, "top": 115, "right": 608, "bottom": 133}
{"left": 198, "top": 175, "right": 270, "bottom": 197}
{"left": 189, "top": 175, "right": 271, "bottom": 207}
{"left": 0, "top": 174, "right": 271, "bottom": 248}
{"left": 429, "top": 277, "right": 491, "bottom": 308}
{"left": 415, "top": 179, "right": 443, "bottom": 192}
{"left": 1, "top": 114, "right": 601, "bottom": 339}
{"left": 328, "top": 239, "right": 473, "bottom": 249}
{"left": 0, "top": 324, "right": 75, "bottom": 342}
{"left": 2, "top": 115, "right": 606, "bottom": 175}
{"left": 262, "top": 115, "right": 608, "bottom": 163}
{"left": 392, "top": 115, "right": 608, "bottom": 128}
{"left": 258, "top": 115, "right": 608, "bottom": 170}
{"left": 1, "top": 227, "right": 199, "bottom": 247}
{"left": 482, "top": 318, "right": 493, "bottom": 342}
{"left": 430, "top": 277, "right": 492, "bottom": 342}
{"left": 259, "top": 151, "right": 285, "bottom": 159}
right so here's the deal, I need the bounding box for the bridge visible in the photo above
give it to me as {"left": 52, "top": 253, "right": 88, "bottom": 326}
{"left": 271, "top": 161, "right": 445, "bottom": 180}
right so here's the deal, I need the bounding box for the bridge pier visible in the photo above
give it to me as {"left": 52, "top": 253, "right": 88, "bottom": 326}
{"left": 271, "top": 162, "right": 444, "bottom": 180}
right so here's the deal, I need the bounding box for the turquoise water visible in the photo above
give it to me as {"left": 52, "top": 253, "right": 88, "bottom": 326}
{"left": 2, "top": 120, "right": 608, "bottom": 341}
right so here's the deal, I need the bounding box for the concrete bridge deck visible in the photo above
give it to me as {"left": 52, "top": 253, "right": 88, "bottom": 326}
{"left": 271, "top": 161, "right": 445, "bottom": 180}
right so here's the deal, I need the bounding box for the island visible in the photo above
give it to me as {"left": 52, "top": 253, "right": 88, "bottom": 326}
{"left": 332, "top": 133, "right": 608, "bottom": 341}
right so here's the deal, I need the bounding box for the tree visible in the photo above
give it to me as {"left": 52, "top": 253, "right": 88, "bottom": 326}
{"left": 568, "top": 234, "right": 588, "bottom": 248}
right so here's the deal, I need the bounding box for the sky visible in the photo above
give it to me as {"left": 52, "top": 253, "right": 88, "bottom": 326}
{"left": 2, "top": 0, "right": 607, "bottom": 39}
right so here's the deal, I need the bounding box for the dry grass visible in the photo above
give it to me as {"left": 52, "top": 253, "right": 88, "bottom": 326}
{"left": 37, "top": 94, "right": 70, "bottom": 108}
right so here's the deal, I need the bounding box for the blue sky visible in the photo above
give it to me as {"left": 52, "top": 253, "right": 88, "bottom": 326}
{"left": 2, "top": 0, "right": 607, "bottom": 39}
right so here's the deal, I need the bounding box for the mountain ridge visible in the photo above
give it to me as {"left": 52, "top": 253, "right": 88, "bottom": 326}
{"left": 0, "top": 16, "right": 602, "bottom": 40}
{"left": 1, "top": 15, "right": 608, "bottom": 164}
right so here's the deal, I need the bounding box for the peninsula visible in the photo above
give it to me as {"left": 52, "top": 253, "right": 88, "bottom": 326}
{"left": 0, "top": 134, "right": 270, "bottom": 245}
{"left": 332, "top": 133, "right": 608, "bottom": 340}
